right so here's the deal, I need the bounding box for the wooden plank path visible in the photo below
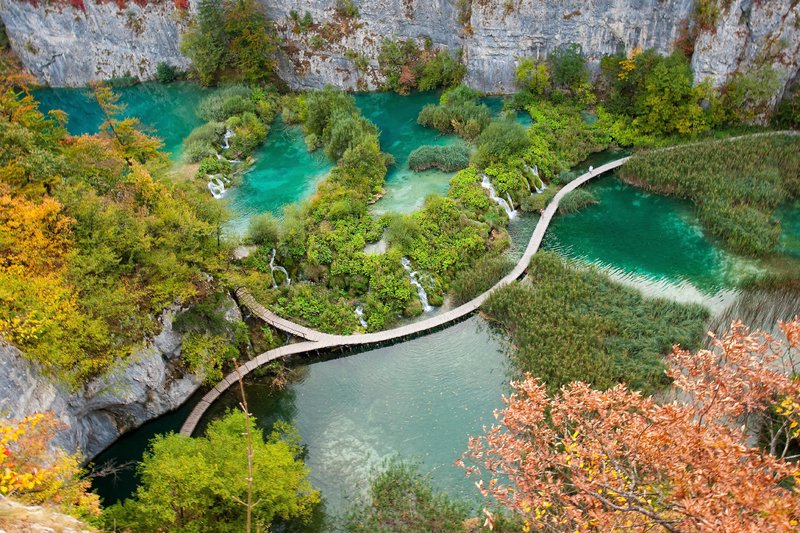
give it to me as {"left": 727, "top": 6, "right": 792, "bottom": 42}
{"left": 180, "top": 157, "right": 630, "bottom": 435}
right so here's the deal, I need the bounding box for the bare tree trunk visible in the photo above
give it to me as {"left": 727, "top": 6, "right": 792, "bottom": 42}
{"left": 235, "top": 361, "right": 255, "bottom": 533}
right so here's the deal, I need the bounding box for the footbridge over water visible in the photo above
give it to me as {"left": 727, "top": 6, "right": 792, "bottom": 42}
{"left": 180, "top": 157, "right": 630, "bottom": 435}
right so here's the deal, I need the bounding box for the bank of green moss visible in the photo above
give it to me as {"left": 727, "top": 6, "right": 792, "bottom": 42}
{"left": 482, "top": 252, "right": 710, "bottom": 394}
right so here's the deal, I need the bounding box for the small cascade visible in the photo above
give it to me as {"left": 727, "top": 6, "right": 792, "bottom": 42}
{"left": 506, "top": 193, "right": 515, "bottom": 211}
{"left": 269, "top": 248, "right": 291, "bottom": 288}
{"left": 355, "top": 305, "right": 368, "bottom": 328}
{"left": 480, "top": 174, "right": 517, "bottom": 219}
{"left": 526, "top": 164, "right": 545, "bottom": 194}
{"left": 401, "top": 257, "right": 434, "bottom": 313}
{"left": 221, "top": 128, "right": 234, "bottom": 150}
{"left": 207, "top": 176, "right": 226, "bottom": 199}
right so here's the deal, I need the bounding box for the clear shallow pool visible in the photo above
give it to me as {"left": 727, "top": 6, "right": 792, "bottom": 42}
{"left": 35, "top": 82, "right": 215, "bottom": 160}
{"left": 354, "top": 91, "right": 462, "bottom": 214}
{"left": 225, "top": 116, "right": 332, "bottom": 232}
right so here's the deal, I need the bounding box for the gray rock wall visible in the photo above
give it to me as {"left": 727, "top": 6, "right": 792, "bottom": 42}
{"left": 0, "top": 0, "right": 189, "bottom": 86}
{"left": 0, "top": 297, "right": 240, "bottom": 460}
{"left": 2, "top": 0, "right": 798, "bottom": 99}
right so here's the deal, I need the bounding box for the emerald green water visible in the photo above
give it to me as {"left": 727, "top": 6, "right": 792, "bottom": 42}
{"left": 543, "top": 174, "right": 761, "bottom": 298}
{"left": 354, "top": 91, "right": 462, "bottom": 214}
{"left": 226, "top": 116, "right": 332, "bottom": 230}
{"left": 34, "top": 82, "right": 214, "bottom": 160}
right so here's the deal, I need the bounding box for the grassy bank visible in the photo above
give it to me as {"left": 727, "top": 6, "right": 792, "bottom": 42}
{"left": 482, "top": 252, "right": 709, "bottom": 394}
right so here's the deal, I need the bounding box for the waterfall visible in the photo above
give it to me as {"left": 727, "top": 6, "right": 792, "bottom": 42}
{"left": 269, "top": 249, "right": 291, "bottom": 288}
{"left": 401, "top": 257, "right": 434, "bottom": 313}
{"left": 207, "top": 176, "right": 226, "bottom": 199}
{"left": 480, "top": 175, "right": 517, "bottom": 219}
{"left": 526, "top": 164, "right": 545, "bottom": 194}
{"left": 506, "top": 193, "right": 515, "bottom": 211}
{"left": 221, "top": 129, "right": 234, "bottom": 150}
{"left": 355, "top": 305, "right": 368, "bottom": 328}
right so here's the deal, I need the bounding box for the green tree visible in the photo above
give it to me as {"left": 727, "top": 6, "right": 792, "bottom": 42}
{"left": 104, "top": 411, "right": 320, "bottom": 532}
{"left": 223, "top": 0, "right": 279, "bottom": 84}
{"left": 515, "top": 57, "right": 551, "bottom": 96}
{"left": 548, "top": 43, "right": 588, "bottom": 93}
{"left": 179, "top": 0, "right": 227, "bottom": 86}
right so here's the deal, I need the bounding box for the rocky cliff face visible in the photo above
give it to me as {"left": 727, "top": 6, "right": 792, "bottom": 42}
{"left": 0, "top": 0, "right": 189, "bottom": 86}
{"left": 1, "top": 0, "right": 798, "bottom": 99}
{"left": 0, "top": 0, "right": 800, "bottom": 97}
{"left": 0, "top": 296, "right": 239, "bottom": 460}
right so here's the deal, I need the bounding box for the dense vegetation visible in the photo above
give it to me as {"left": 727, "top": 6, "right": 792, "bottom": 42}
{"left": 619, "top": 134, "right": 800, "bottom": 256}
{"left": 378, "top": 38, "right": 466, "bottom": 94}
{"left": 233, "top": 87, "right": 511, "bottom": 333}
{"left": 183, "top": 84, "right": 279, "bottom": 165}
{"left": 482, "top": 252, "right": 709, "bottom": 394}
{"left": 180, "top": 0, "right": 278, "bottom": 86}
{"left": 105, "top": 411, "right": 319, "bottom": 532}
{"left": 0, "top": 82, "right": 227, "bottom": 387}
{"left": 407, "top": 143, "right": 470, "bottom": 172}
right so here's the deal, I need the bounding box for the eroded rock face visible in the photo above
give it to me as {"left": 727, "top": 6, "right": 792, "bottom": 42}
{"left": 0, "top": 296, "right": 240, "bottom": 460}
{"left": 0, "top": 0, "right": 189, "bottom": 86}
{"left": 1, "top": 0, "right": 798, "bottom": 98}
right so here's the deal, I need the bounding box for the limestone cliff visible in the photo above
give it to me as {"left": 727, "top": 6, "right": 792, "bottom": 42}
{"left": 1, "top": 0, "right": 798, "bottom": 100}
{"left": 0, "top": 295, "right": 240, "bottom": 460}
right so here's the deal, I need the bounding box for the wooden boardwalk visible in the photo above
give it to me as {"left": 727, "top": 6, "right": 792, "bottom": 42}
{"left": 180, "top": 157, "right": 630, "bottom": 435}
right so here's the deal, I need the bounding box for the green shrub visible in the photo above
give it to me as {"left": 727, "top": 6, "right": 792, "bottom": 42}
{"left": 185, "top": 121, "right": 225, "bottom": 145}
{"left": 197, "top": 85, "right": 254, "bottom": 121}
{"left": 226, "top": 111, "right": 268, "bottom": 158}
{"left": 183, "top": 139, "right": 217, "bottom": 162}
{"left": 335, "top": 0, "right": 359, "bottom": 18}
{"left": 417, "top": 49, "right": 467, "bottom": 91}
{"left": 378, "top": 38, "right": 464, "bottom": 94}
{"left": 155, "top": 62, "right": 179, "bottom": 83}
{"left": 247, "top": 213, "right": 280, "bottom": 246}
{"left": 407, "top": 144, "right": 470, "bottom": 172}
{"left": 345, "top": 460, "right": 469, "bottom": 533}
{"left": 417, "top": 85, "right": 491, "bottom": 140}
{"left": 558, "top": 188, "right": 598, "bottom": 214}
{"left": 197, "top": 156, "right": 231, "bottom": 176}
{"left": 483, "top": 252, "right": 709, "bottom": 394}
{"left": 473, "top": 120, "right": 531, "bottom": 168}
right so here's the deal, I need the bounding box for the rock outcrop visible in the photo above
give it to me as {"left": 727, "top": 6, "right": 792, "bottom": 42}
{"left": 0, "top": 0, "right": 189, "bottom": 86}
{"left": 0, "top": 295, "right": 240, "bottom": 460}
{"left": 1, "top": 0, "right": 798, "bottom": 99}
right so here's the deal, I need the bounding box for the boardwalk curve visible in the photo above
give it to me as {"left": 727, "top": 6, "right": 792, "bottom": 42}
{"left": 180, "top": 157, "right": 630, "bottom": 435}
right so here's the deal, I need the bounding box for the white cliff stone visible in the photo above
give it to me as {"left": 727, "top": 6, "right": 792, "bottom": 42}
{"left": 1, "top": 0, "right": 797, "bottom": 100}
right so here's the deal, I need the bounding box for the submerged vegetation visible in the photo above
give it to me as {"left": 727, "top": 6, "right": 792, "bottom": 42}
{"left": 482, "top": 252, "right": 709, "bottom": 394}
{"left": 619, "top": 134, "right": 800, "bottom": 256}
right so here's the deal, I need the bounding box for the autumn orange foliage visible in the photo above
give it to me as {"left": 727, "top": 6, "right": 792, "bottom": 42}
{"left": 463, "top": 319, "right": 800, "bottom": 532}
{"left": 1, "top": 413, "right": 100, "bottom": 519}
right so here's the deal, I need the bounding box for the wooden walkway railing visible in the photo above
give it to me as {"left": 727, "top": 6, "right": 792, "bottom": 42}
{"left": 180, "top": 157, "right": 630, "bottom": 435}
